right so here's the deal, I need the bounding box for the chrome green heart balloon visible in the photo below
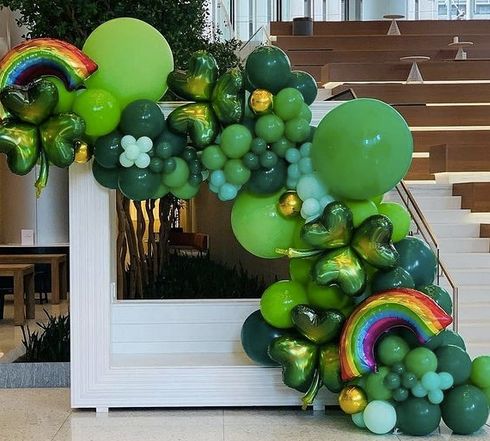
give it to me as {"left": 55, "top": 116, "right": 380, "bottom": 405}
{"left": 313, "top": 246, "right": 366, "bottom": 296}
{"left": 0, "top": 121, "right": 39, "bottom": 175}
{"left": 0, "top": 79, "right": 58, "bottom": 125}
{"left": 167, "top": 103, "right": 218, "bottom": 149}
{"left": 351, "top": 215, "right": 399, "bottom": 269}
{"left": 301, "top": 201, "right": 353, "bottom": 250}
{"left": 319, "top": 343, "right": 344, "bottom": 393}
{"left": 40, "top": 113, "right": 85, "bottom": 168}
{"left": 291, "top": 305, "right": 345, "bottom": 345}
{"left": 167, "top": 51, "right": 218, "bottom": 101}
{"left": 211, "top": 67, "right": 244, "bottom": 125}
{"left": 268, "top": 335, "right": 318, "bottom": 393}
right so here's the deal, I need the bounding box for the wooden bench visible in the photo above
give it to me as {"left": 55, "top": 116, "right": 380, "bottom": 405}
{"left": 0, "top": 264, "right": 35, "bottom": 325}
{"left": 453, "top": 182, "right": 490, "bottom": 212}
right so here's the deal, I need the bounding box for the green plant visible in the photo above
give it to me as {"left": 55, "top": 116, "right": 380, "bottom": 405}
{"left": 18, "top": 310, "right": 70, "bottom": 362}
{"left": 1, "top": 0, "right": 241, "bottom": 73}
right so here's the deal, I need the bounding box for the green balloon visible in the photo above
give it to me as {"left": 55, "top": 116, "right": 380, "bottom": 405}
{"left": 435, "top": 345, "right": 471, "bottom": 385}
{"left": 371, "top": 267, "right": 415, "bottom": 293}
{"left": 119, "top": 99, "right": 165, "bottom": 139}
{"left": 396, "top": 398, "right": 441, "bottom": 436}
{"left": 83, "top": 17, "right": 174, "bottom": 109}
{"left": 397, "top": 328, "right": 421, "bottom": 348}
{"left": 92, "top": 161, "right": 119, "bottom": 189}
{"left": 483, "top": 387, "right": 490, "bottom": 406}
{"left": 162, "top": 157, "right": 189, "bottom": 188}
{"left": 46, "top": 76, "right": 75, "bottom": 113}
{"left": 245, "top": 46, "right": 291, "bottom": 94}
{"left": 284, "top": 117, "right": 310, "bottom": 143}
{"left": 0, "top": 121, "right": 39, "bottom": 175}
{"left": 425, "top": 330, "right": 466, "bottom": 351}
{"left": 471, "top": 356, "right": 490, "bottom": 389}
{"left": 153, "top": 181, "right": 169, "bottom": 199}
{"left": 365, "top": 366, "right": 392, "bottom": 401}
{"left": 224, "top": 159, "right": 251, "bottom": 185}
{"left": 298, "top": 103, "right": 312, "bottom": 124}
{"left": 419, "top": 285, "right": 453, "bottom": 315}
{"left": 118, "top": 166, "right": 160, "bottom": 200}
{"left": 247, "top": 159, "right": 288, "bottom": 195}
{"left": 289, "top": 258, "right": 314, "bottom": 285}
{"left": 342, "top": 199, "right": 378, "bottom": 228}
{"left": 94, "top": 130, "right": 122, "bottom": 168}
{"left": 377, "top": 334, "right": 410, "bottom": 366}
{"left": 273, "top": 88, "right": 304, "bottom": 121}
{"left": 319, "top": 344, "right": 344, "bottom": 393}
{"left": 287, "top": 70, "right": 318, "bottom": 105}
{"left": 394, "top": 237, "right": 437, "bottom": 286}
{"left": 211, "top": 67, "right": 244, "bottom": 125}
{"left": 271, "top": 137, "right": 294, "bottom": 157}
{"left": 254, "top": 114, "right": 285, "bottom": 143}
{"left": 220, "top": 124, "right": 252, "bottom": 158}
{"left": 306, "top": 281, "right": 351, "bottom": 311}
{"left": 154, "top": 121, "right": 187, "bottom": 158}
{"left": 231, "top": 190, "right": 298, "bottom": 258}
{"left": 201, "top": 145, "right": 227, "bottom": 170}
{"left": 312, "top": 99, "right": 413, "bottom": 200}
{"left": 441, "top": 385, "right": 489, "bottom": 435}
{"left": 405, "top": 348, "right": 438, "bottom": 378}
{"left": 171, "top": 181, "right": 199, "bottom": 199}
{"left": 377, "top": 202, "right": 410, "bottom": 243}
{"left": 260, "top": 280, "right": 308, "bottom": 328}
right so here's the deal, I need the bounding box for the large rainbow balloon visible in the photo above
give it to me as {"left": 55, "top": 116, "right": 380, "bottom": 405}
{"left": 339, "top": 288, "right": 452, "bottom": 381}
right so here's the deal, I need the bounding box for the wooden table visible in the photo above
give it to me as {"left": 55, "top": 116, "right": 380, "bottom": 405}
{"left": 0, "top": 264, "right": 35, "bottom": 325}
{"left": 0, "top": 254, "right": 67, "bottom": 304}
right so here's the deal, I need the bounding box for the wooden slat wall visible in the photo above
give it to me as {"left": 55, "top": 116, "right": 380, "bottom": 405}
{"left": 412, "top": 131, "right": 490, "bottom": 151}
{"left": 453, "top": 183, "right": 490, "bottom": 212}
{"left": 395, "top": 105, "right": 490, "bottom": 126}
{"left": 430, "top": 145, "right": 490, "bottom": 173}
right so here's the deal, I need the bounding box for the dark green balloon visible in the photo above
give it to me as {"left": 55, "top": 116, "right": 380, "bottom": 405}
{"left": 287, "top": 70, "right": 317, "bottom": 105}
{"left": 425, "top": 329, "right": 465, "bottom": 351}
{"left": 118, "top": 166, "right": 160, "bottom": 201}
{"left": 247, "top": 158, "right": 287, "bottom": 194}
{"left": 396, "top": 398, "right": 441, "bottom": 436}
{"left": 94, "top": 130, "right": 123, "bottom": 169}
{"left": 154, "top": 121, "right": 187, "bottom": 158}
{"left": 371, "top": 267, "right": 415, "bottom": 293}
{"left": 394, "top": 237, "right": 437, "bottom": 286}
{"left": 441, "top": 385, "right": 489, "bottom": 435}
{"left": 245, "top": 46, "right": 291, "bottom": 94}
{"left": 0, "top": 121, "right": 39, "bottom": 175}
{"left": 291, "top": 305, "right": 344, "bottom": 345}
{"left": 119, "top": 99, "right": 165, "bottom": 139}
{"left": 241, "top": 310, "right": 287, "bottom": 367}
{"left": 435, "top": 344, "right": 471, "bottom": 385}
{"left": 92, "top": 161, "right": 119, "bottom": 189}
{"left": 419, "top": 284, "right": 453, "bottom": 315}
{"left": 319, "top": 343, "right": 343, "bottom": 393}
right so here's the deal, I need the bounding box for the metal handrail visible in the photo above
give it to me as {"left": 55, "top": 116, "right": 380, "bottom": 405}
{"left": 238, "top": 25, "right": 272, "bottom": 61}
{"left": 395, "top": 180, "right": 459, "bottom": 332}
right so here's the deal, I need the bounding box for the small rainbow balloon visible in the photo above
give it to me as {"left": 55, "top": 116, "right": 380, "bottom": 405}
{"left": 339, "top": 288, "right": 452, "bottom": 381}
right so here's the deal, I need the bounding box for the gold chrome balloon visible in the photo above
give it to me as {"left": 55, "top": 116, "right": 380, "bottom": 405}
{"left": 74, "top": 140, "right": 92, "bottom": 164}
{"left": 277, "top": 190, "right": 301, "bottom": 218}
{"left": 249, "top": 88, "right": 273, "bottom": 115}
{"left": 338, "top": 385, "right": 368, "bottom": 415}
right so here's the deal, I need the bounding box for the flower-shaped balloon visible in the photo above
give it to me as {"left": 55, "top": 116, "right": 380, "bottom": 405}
{"left": 166, "top": 51, "right": 244, "bottom": 148}
{"left": 0, "top": 78, "right": 85, "bottom": 196}
{"left": 119, "top": 135, "right": 152, "bottom": 169}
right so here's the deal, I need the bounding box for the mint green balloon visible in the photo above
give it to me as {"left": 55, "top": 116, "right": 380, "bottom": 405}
{"left": 224, "top": 159, "right": 251, "bottom": 185}
{"left": 162, "top": 157, "right": 189, "bottom": 188}
{"left": 273, "top": 88, "right": 304, "bottom": 121}
{"left": 221, "top": 124, "right": 252, "bottom": 159}
{"left": 201, "top": 145, "right": 226, "bottom": 170}
{"left": 255, "top": 114, "right": 285, "bottom": 143}
{"left": 312, "top": 99, "right": 413, "bottom": 200}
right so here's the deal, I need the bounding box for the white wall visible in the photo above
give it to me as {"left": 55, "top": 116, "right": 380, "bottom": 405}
{"left": 362, "top": 0, "right": 408, "bottom": 19}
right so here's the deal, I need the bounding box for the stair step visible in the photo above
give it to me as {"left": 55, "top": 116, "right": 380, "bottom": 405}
{"left": 453, "top": 269, "right": 490, "bottom": 284}
{"left": 441, "top": 252, "right": 490, "bottom": 268}
{"left": 458, "top": 303, "right": 490, "bottom": 321}
{"left": 438, "top": 238, "right": 490, "bottom": 253}
{"left": 457, "top": 323, "right": 490, "bottom": 343}
{"left": 424, "top": 209, "right": 472, "bottom": 223}
{"left": 456, "top": 286, "right": 490, "bottom": 304}
{"left": 464, "top": 343, "right": 490, "bottom": 358}
{"left": 407, "top": 183, "right": 453, "bottom": 197}
{"left": 415, "top": 196, "right": 461, "bottom": 210}
{"left": 432, "top": 223, "right": 480, "bottom": 238}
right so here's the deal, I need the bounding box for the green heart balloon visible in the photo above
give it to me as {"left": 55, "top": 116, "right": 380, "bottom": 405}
{"left": 268, "top": 335, "right": 318, "bottom": 393}
{"left": 301, "top": 201, "right": 353, "bottom": 249}
{"left": 167, "top": 51, "right": 218, "bottom": 101}
{"left": 313, "top": 247, "right": 366, "bottom": 296}
{"left": 319, "top": 343, "right": 344, "bottom": 393}
{"left": 211, "top": 68, "right": 244, "bottom": 125}
{"left": 40, "top": 113, "right": 86, "bottom": 168}
{"left": 0, "top": 121, "right": 39, "bottom": 175}
{"left": 351, "top": 215, "right": 399, "bottom": 269}
{"left": 291, "top": 305, "right": 345, "bottom": 345}
{"left": 167, "top": 103, "right": 218, "bottom": 149}
{"left": 0, "top": 78, "right": 58, "bottom": 125}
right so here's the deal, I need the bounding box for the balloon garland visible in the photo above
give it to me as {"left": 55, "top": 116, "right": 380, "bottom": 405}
{"left": 0, "top": 17, "right": 488, "bottom": 437}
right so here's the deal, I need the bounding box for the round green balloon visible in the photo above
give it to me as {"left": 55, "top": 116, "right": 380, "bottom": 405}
{"left": 312, "top": 99, "right": 413, "bottom": 200}
{"left": 94, "top": 130, "right": 122, "bottom": 168}
{"left": 343, "top": 199, "right": 378, "bottom": 228}
{"left": 72, "top": 88, "right": 121, "bottom": 137}
{"left": 154, "top": 121, "right": 187, "bottom": 158}
{"left": 224, "top": 159, "right": 251, "bottom": 185}
{"left": 366, "top": 366, "right": 392, "bottom": 401}
{"left": 92, "top": 161, "right": 119, "bottom": 189}
{"left": 394, "top": 237, "right": 437, "bottom": 286}
{"left": 46, "top": 76, "right": 75, "bottom": 113}
{"left": 171, "top": 181, "right": 199, "bottom": 200}
{"left": 220, "top": 124, "right": 252, "bottom": 159}
{"left": 435, "top": 345, "right": 471, "bottom": 385}
{"left": 471, "top": 356, "right": 490, "bottom": 389}
{"left": 273, "top": 88, "right": 304, "bottom": 121}
{"left": 231, "top": 190, "right": 298, "bottom": 259}
{"left": 201, "top": 145, "right": 227, "bottom": 170}
{"left": 298, "top": 103, "right": 312, "bottom": 123}
{"left": 271, "top": 138, "right": 295, "bottom": 158}
{"left": 245, "top": 46, "right": 291, "bottom": 94}
{"left": 396, "top": 397, "right": 441, "bottom": 436}
{"left": 83, "top": 17, "right": 174, "bottom": 108}
{"left": 287, "top": 70, "right": 317, "bottom": 105}
{"left": 419, "top": 285, "right": 453, "bottom": 315}
{"left": 377, "top": 202, "right": 410, "bottom": 243}
{"left": 441, "top": 385, "right": 489, "bottom": 435}
{"left": 284, "top": 117, "right": 310, "bottom": 143}
{"left": 405, "top": 348, "right": 438, "bottom": 378}
{"left": 289, "top": 258, "right": 314, "bottom": 285}
{"left": 119, "top": 99, "right": 165, "bottom": 139}
{"left": 260, "top": 280, "right": 308, "bottom": 328}
{"left": 371, "top": 267, "right": 415, "bottom": 293}
{"left": 377, "top": 334, "right": 410, "bottom": 366}
{"left": 247, "top": 159, "right": 288, "bottom": 195}
{"left": 371, "top": 194, "right": 384, "bottom": 205}
{"left": 255, "top": 114, "right": 285, "bottom": 143}
{"left": 153, "top": 181, "right": 169, "bottom": 199}
{"left": 162, "top": 157, "right": 189, "bottom": 188}
{"left": 306, "top": 281, "right": 351, "bottom": 311}
{"left": 483, "top": 387, "right": 490, "bottom": 406}
{"left": 425, "top": 330, "right": 466, "bottom": 351}
{"left": 118, "top": 167, "right": 160, "bottom": 201}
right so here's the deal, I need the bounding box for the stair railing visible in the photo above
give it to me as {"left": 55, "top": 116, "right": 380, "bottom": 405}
{"left": 237, "top": 25, "right": 272, "bottom": 62}
{"left": 395, "top": 180, "right": 459, "bottom": 332}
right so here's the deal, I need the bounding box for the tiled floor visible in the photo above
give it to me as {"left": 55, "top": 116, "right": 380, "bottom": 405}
{"left": 0, "top": 297, "right": 69, "bottom": 362}
{"left": 0, "top": 389, "right": 488, "bottom": 441}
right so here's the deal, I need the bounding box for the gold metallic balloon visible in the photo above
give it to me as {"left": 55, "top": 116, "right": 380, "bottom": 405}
{"left": 74, "top": 140, "right": 92, "bottom": 164}
{"left": 338, "top": 385, "right": 368, "bottom": 415}
{"left": 277, "top": 190, "right": 301, "bottom": 218}
{"left": 249, "top": 88, "right": 273, "bottom": 115}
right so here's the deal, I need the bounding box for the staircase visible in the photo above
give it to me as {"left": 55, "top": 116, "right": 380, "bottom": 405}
{"left": 388, "top": 182, "right": 490, "bottom": 358}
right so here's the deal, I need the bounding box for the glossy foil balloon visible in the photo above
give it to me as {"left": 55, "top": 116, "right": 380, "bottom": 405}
{"left": 0, "top": 121, "right": 39, "bottom": 174}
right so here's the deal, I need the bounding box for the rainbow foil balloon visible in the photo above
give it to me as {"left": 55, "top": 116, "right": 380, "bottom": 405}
{"left": 339, "top": 288, "right": 452, "bottom": 381}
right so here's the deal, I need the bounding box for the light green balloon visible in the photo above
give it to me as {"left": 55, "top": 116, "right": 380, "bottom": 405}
{"left": 273, "top": 87, "right": 303, "bottom": 121}
{"left": 342, "top": 199, "right": 378, "bottom": 228}
{"left": 255, "top": 114, "right": 285, "bottom": 143}
{"left": 220, "top": 124, "right": 252, "bottom": 159}
{"left": 83, "top": 17, "right": 174, "bottom": 109}
{"left": 162, "top": 157, "right": 189, "bottom": 188}
{"left": 224, "top": 159, "right": 251, "bottom": 185}
{"left": 470, "top": 356, "right": 490, "bottom": 389}
{"left": 312, "top": 99, "right": 413, "bottom": 200}
{"left": 171, "top": 181, "right": 200, "bottom": 200}
{"left": 46, "top": 76, "right": 75, "bottom": 113}
{"left": 405, "top": 347, "right": 438, "bottom": 378}
{"left": 363, "top": 400, "right": 397, "bottom": 435}
{"left": 201, "top": 145, "right": 227, "bottom": 170}
{"left": 306, "top": 281, "right": 351, "bottom": 311}
{"left": 377, "top": 334, "right": 410, "bottom": 366}
{"left": 365, "top": 367, "right": 393, "bottom": 401}
{"left": 231, "top": 190, "right": 298, "bottom": 259}
{"left": 289, "top": 258, "right": 314, "bottom": 285}
{"left": 284, "top": 117, "right": 310, "bottom": 143}
{"left": 378, "top": 202, "right": 411, "bottom": 243}
{"left": 352, "top": 412, "right": 366, "bottom": 429}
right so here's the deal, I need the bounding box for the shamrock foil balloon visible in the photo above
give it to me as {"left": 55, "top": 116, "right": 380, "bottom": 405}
{"left": 166, "top": 51, "right": 244, "bottom": 148}
{"left": 0, "top": 78, "right": 85, "bottom": 196}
